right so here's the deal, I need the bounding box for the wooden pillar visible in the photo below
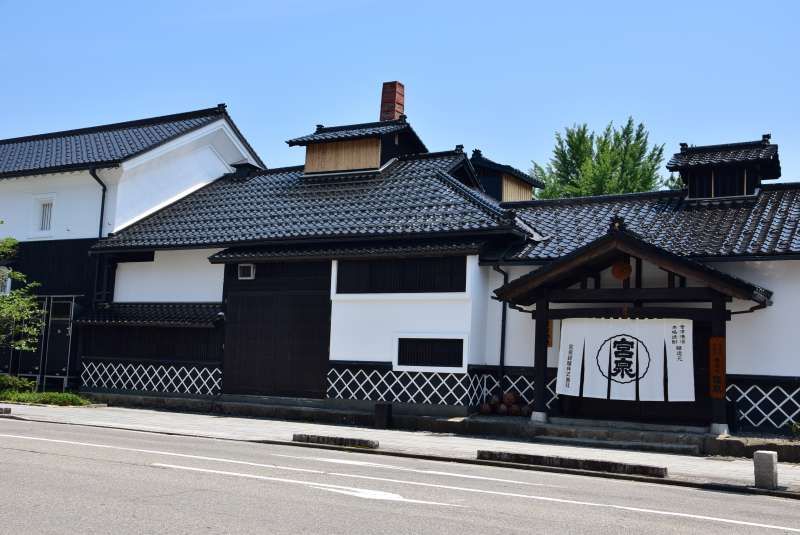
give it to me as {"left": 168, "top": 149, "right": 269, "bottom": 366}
{"left": 709, "top": 295, "right": 729, "bottom": 434}
{"left": 531, "top": 295, "right": 549, "bottom": 422}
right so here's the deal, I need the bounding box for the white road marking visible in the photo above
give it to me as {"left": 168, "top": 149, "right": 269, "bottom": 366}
{"left": 270, "top": 454, "right": 557, "bottom": 487}
{"left": 0, "top": 433, "right": 323, "bottom": 475}
{"left": 3, "top": 431, "right": 797, "bottom": 531}
{"left": 0, "top": 431, "right": 553, "bottom": 489}
{"left": 153, "top": 463, "right": 462, "bottom": 507}
{"left": 329, "top": 473, "right": 800, "bottom": 532}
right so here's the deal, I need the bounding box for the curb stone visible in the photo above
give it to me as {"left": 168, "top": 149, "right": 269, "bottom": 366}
{"left": 293, "top": 434, "right": 379, "bottom": 449}
{"left": 477, "top": 450, "right": 668, "bottom": 477}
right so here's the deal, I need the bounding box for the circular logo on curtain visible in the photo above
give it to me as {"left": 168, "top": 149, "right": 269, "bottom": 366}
{"left": 595, "top": 334, "right": 651, "bottom": 384}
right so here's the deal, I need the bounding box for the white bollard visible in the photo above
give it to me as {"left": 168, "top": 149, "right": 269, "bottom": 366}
{"left": 753, "top": 450, "right": 778, "bottom": 490}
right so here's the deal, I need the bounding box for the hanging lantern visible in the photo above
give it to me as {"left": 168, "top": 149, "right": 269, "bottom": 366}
{"left": 611, "top": 259, "right": 632, "bottom": 281}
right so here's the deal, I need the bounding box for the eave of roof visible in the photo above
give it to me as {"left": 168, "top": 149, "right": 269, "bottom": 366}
{"left": 286, "top": 118, "right": 408, "bottom": 146}
{"left": 209, "top": 238, "right": 486, "bottom": 263}
{"left": 74, "top": 302, "right": 223, "bottom": 328}
{"left": 285, "top": 117, "right": 428, "bottom": 153}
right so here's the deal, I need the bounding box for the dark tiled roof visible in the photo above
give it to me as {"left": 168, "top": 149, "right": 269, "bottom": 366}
{"left": 0, "top": 105, "right": 264, "bottom": 178}
{"left": 209, "top": 238, "right": 486, "bottom": 263}
{"left": 666, "top": 136, "right": 779, "bottom": 172}
{"left": 93, "top": 151, "right": 519, "bottom": 251}
{"left": 286, "top": 118, "right": 415, "bottom": 146}
{"left": 502, "top": 183, "right": 800, "bottom": 261}
{"left": 470, "top": 149, "right": 543, "bottom": 188}
{"left": 75, "top": 302, "right": 222, "bottom": 328}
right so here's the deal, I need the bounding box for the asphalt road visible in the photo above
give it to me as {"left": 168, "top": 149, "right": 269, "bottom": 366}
{"left": 0, "top": 419, "right": 798, "bottom": 535}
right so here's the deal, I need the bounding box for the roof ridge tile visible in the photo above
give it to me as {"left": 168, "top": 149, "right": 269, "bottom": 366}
{"left": 0, "top": 105, "right": 225, "bottom": 145}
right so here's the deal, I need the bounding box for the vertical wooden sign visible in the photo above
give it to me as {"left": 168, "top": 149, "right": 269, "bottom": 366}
{"left": 546, "top": 320, "right": 553, "bottom": 348}
{"left": 708, "top": 336, "right": 726, "bottom": 400}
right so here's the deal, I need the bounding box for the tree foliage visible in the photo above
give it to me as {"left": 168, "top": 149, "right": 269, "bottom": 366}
{"left": 0, "top": 238, "right": 43, "bottom": 352}
{"left": 532, "top": 117, "right": 670, "bottom": 199}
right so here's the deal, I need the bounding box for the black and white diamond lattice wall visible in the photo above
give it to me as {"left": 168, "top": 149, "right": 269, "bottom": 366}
{"left": 81, "top": 359, "right": 221, "bottom": 396}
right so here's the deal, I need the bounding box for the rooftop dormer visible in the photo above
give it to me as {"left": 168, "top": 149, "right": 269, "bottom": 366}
{"left": 470, "top": 149, "right": 543, "bottom": 202}
{"left": 666, "top": 134, "right": 780, "bottom": 199}
{"left": 286, "top": 81, "right": 427, "bottom": 174}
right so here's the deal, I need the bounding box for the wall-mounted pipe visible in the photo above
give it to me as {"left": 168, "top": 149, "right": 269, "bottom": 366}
{"left": 88, "top": 168, "right": 107, "bottom": 238}
{"left": 492, "top": 265, "right": 509, "bottom": 384}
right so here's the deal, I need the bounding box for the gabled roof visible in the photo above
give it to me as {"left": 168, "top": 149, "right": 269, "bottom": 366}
{"left": 495, "top": 220, "right": 772, "bottom": 306}
{"left": 666, "top": 135, "right": 780, "bottom": 178}
{"left": 92, "top": 150, "right": 523, "bottom": 252}
{"left": 498, "top": 183, "right": 800, "bottom": 261}
{"left": 470, "top": 149, "right": 543, "bottom": 188}
{"left": 0, "top": 104, "right": 264, "bottom": 179}
{"left": 74, "top": 302, "right": 223, "bottom": 328}
{"left": 286, "top": 117, "right": 427, "bottom": 151}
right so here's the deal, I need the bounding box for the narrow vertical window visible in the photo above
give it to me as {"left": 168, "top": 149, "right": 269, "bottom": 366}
{"left": 39, "top": 200, "right": 53, "bottom": 232}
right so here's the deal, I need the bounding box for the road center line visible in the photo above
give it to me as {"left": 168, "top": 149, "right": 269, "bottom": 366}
{"left": 152, "top": 463, "right": 463, "bottom": 507}
{"left": 328, "top": 473, "right": 800, "bottom": 532}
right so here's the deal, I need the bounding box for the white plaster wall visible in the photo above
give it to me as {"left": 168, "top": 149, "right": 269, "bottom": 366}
{"left": 468, "top": 262, "right": 490, "bottom": 365}
{"left": 0, "top": 170, "right": 105, "bottom": 240}
{"left": 329, "top": 256, "right": 484, "bottom": 370}
{"left": 714, "top": 260, "right": 800, "bottom": 377}
{"left": 113, "top": 249, "right": 224, "bottom": 302}
{"left": 483, "top": 265, "right": 561, "bottom": 369}
{"left": 113, "top": 143, "right": 231, "bottom": 232}
{"left": 0, "top": 119, "right": 256, "bottom": 243}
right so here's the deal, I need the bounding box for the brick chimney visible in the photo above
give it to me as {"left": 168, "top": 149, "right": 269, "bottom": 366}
{"left": 379, "top": 81, "right": 404, "bottom": 121}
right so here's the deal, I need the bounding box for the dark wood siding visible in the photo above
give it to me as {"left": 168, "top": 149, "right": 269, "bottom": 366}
{"left": 337, "top": 256, "right": 466, "bottom": 294}
{"left": 11, "top": 238, "right": 97, "bottom": 295}
{"left": 223, "top": 261, "right": 331, "bottom": 398}
{"left": 398, "top": 338, "right": 463, "bottom": 367}
{"left": 475, "top": 169, "right": 502, "bottom": 201}
{"left": 81, "top": 326, "right": 224, "bottom": 363}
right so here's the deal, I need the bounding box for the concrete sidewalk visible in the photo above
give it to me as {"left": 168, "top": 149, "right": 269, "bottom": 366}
{"left": 3, "top": 402, "right": 799, "bottom": 492}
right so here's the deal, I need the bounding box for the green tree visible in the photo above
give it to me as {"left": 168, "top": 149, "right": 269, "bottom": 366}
{"left": 532, "top": 117, "right": 669, "bottom": 199}
{"left": 0, "top": 238, "right": 43, "bottom": 352}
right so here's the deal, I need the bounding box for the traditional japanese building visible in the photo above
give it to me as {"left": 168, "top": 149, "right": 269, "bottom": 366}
{"left": 1, "top": 83, "right": 798, "bottom": 436}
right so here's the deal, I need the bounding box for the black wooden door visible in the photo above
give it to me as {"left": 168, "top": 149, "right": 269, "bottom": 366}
{"left": 223, "top": 262, "right": 331, "bottom": 398}
{"left": 560, "top": 321, "right": 712, "bottom": 425}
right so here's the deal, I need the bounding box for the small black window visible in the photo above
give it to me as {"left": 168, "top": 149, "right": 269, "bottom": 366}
{"left": 398, "top": 338, "right": 463, "bottom": 368}
{"left": 337, "top": 256, "right": 466, "bottom": 293}
{"left": 237, "top": 264, "right": 255, "bottom": 280}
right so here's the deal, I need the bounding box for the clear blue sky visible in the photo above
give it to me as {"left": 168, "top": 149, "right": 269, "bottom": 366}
{"left": 1, "top": 1, "right": 798, "bottom": 180}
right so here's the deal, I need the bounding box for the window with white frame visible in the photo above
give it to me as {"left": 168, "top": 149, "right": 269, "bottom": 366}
{"left": 237, "top": 263, "right": 255, "bottom": 280}
{"left": 33, "top": 196, "right": 55, "bottom": 235}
